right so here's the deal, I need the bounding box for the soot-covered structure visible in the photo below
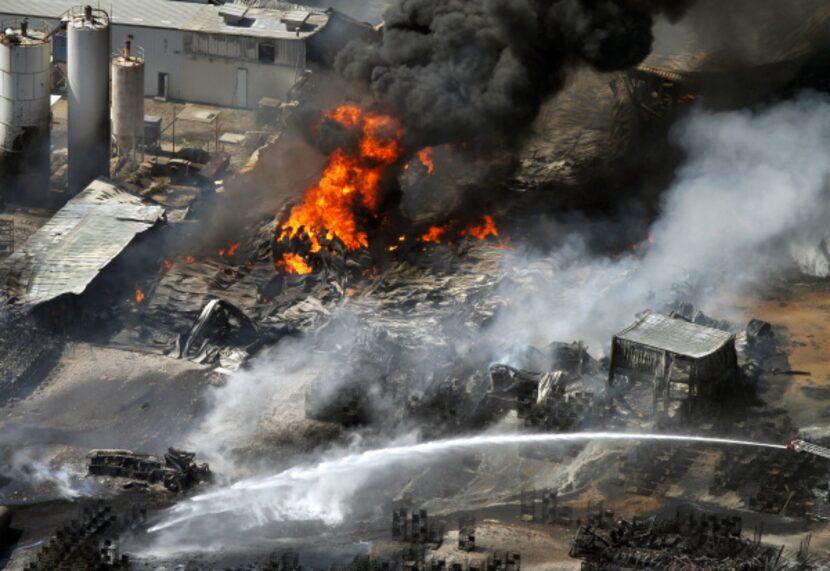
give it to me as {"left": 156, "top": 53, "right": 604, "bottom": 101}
{"left": 607, "top": 311, "right": 738, "bottom": 423}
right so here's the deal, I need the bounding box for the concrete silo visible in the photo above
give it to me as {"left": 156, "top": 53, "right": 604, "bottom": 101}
{"left": 0, "top": 19, "right": 52, "bottom": 199}
{"left": 67, "top": 5, "right": 110, "bottom": 195}
{"left": 111, "top": 40, "right": 144, "bottom": 158}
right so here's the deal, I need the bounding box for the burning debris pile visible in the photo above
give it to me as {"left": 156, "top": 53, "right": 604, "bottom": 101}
{"left": 273, "top": 104, "right": 503, "bottom": 280}
{"left": 88, "top": 448, "right": 211, "bottom": 493}
{"left": 275, "top": 104, "right": 404, "bottom": 275}
{"left": 569, "top": 509, "right": 788, "bottom": 570}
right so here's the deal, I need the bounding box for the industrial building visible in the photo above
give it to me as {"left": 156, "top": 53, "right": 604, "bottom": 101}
{"left": 0, "top": 0, "right": 331, "bottom": 109}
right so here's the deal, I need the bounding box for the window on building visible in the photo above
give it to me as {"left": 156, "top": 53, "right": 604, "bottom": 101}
{"left": 258, "top": 43, "right": 275, "bottom": 63}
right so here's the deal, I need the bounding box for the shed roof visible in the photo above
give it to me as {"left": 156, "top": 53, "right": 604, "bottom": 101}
{"left": 613, "top": 311, "right": 734, "bottom": 359}
{"left": 0, "top": 0, "right": 329, "bottom": 39}
{"left": 0, "top": 178, "right": 164, "bottom": 307}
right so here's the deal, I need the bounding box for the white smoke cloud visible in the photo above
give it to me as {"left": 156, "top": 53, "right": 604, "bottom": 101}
{"left": 185, "top": 310, "right": 384, "bottom": 477}
{"left": 185, "top": 336, "right": 317, "bottom": 474}
{"left": 493, "top": 92, "right": 830, "bottom": 349}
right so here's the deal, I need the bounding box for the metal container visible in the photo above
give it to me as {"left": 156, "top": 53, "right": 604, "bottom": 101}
{"left": 0, "top": 19, "right": 52, "bottom": 197}
{"left": 67, "top": 5, "right": 110, "bottom": 194}
{"left": 111, "top": 40, "right": 144, "bottom": 157}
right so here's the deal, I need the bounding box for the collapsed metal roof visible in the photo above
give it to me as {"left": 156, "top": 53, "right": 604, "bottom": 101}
{"left": 0, "top": 178, "right": 165, "bottom": 307}
{"left": 613, "top": 311, "right": 734, "bottom": 360}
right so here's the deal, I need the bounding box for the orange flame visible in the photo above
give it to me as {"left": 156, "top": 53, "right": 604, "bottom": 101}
{"left": 278, "top": 105, "right": 403, "bottom": 254}
{"left": 135, "top": 288, "right": 145, "bottom": 304}
{"left": 417, "top": 147, "right": 434, "bottom": 174}
{"left": 218, "top": 242, "right": 241, "bottom": 257}
{"left": 420, "top": 224, "right": 449, "bottom": 244}
{"left": 276, "top": 252, "right": 313, "bottom": 275}
{"left": 460, "top": 215, "right": 499, "bottom": 240}
{"left": 419, "top": 216, "right": 499, "bottom": 244}
{"left": 163, "top": 259, "right": 173, "bottom": 271}
{"left": 185, "top": 256, "right": 196, "bottom": 264}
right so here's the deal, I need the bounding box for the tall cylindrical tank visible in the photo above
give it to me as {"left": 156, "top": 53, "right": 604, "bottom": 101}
{"left": 67, "top": 5, "right": 110, "bottom": 194}
{"left": 111, "top": 40, "right": 144, "bottom": 157}
{"left": 0, "top": 19, "right": 52, "bottom": 199}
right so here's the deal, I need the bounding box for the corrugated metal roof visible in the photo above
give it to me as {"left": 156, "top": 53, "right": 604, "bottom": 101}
{"left": 0, "top": 178, "right": 164, "bottom": 307}
{"left": 614, "top": 311, "right": 734, "bottom": 359}
{"left": 0, "top": 0, "right": 203, "bottom": 29}
{"left": 0, "top": 0, "right": 329, "bottom": 39}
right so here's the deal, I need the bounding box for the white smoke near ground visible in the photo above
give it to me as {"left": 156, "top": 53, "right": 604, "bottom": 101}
{"left": 0, "top": 447, "right": 103, "bottom": 500}
{"left": 493, "top": 92, "right": 830, "bottom": 349}
{"left": 186, "top": 309, "right": 413, "bottom": 477}
{"left": 186, "top": 336, "right": 318, "bottom": 474}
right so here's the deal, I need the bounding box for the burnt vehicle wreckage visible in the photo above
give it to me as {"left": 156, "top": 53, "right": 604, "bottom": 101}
{"left": 87, "top": 448, "right": 212, "bottom": 493}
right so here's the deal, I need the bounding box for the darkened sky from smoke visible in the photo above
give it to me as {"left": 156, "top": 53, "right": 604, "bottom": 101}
{"left": 335, "top": 0, "right": 694, "bottom": 149}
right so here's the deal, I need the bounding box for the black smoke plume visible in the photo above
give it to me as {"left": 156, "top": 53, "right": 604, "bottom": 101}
{"left": 336, "top": 0, "right": 695, "bottom": 150}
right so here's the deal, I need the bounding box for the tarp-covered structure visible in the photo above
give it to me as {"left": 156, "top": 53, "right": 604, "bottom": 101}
{"left": 608, "top": 311, "right": 737, "bottom": 421}
{"left": 0, "top": 178, "right": 165, "bottom": 310}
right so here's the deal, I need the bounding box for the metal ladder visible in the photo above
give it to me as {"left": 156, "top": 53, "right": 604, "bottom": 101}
{"left": 792, "top": 439, "right": 830, "bottom": 460}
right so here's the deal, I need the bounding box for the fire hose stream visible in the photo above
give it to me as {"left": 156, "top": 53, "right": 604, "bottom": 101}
{"left": 149, "top": 432, "right": 787, "bottom": 533}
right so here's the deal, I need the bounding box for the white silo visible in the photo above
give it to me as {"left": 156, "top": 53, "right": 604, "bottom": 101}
{"left": 0, "top": 19, "right": 52, "bottom": 198}
{"left": 111, "top": 40, "right": 144, "bottom": 158}
{"left": 67, "top": 5, "right": 110, "bottom": 194}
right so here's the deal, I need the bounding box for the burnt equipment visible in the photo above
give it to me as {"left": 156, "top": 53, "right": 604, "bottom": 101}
{"left": 788, "top": 439, "right": 830, "bottom": 461}
{"left": 87, "top": 448, "right": 211, "bottom": 492}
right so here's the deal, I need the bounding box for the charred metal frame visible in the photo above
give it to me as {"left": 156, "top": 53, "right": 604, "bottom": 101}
{"left": 607, "top": 312, "right": 737, "bottom": 422}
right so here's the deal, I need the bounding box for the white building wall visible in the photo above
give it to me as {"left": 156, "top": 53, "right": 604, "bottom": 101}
{"left": 110, "top": 25, "right": 301, "bottom": 109}
{"left": 0, "top": 12, "right": 306, "bottom": 110}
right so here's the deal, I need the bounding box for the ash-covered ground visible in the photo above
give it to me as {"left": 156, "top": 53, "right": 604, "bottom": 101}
{"left": 3, "top": 2, "right": 830, "bottom": 570}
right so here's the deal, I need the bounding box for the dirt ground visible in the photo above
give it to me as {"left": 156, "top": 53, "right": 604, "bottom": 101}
{"left": 50, "top": 96, "right": 266, "bottom": 169}
{"left": 748, "top": 288, "right": 830, "bottom": 414}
